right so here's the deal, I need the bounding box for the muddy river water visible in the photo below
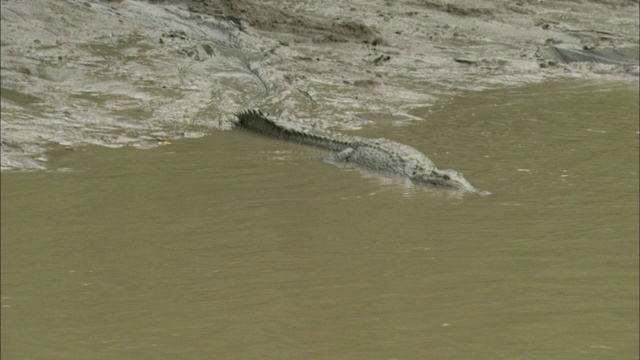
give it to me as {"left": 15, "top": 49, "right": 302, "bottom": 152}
{"left": 1, "top": 81, "right": 638, "bottom": 359}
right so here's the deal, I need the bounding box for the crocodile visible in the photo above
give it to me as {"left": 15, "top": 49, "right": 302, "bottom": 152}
{"left": 235, "top": 110, "right": 490, "bottom": 195}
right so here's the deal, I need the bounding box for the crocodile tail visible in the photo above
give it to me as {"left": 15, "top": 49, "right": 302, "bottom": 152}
{"left": 236, "top": 110, "right": 288, "bottom": 139}
{"left": 235, "top": 109, "right": 348, "bottom": 151}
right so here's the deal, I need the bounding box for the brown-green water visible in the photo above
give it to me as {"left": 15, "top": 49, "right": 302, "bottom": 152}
{"left": 2, "top": 81, "right": 638, "bottom": 359}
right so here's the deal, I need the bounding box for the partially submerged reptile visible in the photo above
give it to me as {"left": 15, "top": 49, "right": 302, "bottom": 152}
{"left": 235, "top": 110, "right": 490, "bottom": 195}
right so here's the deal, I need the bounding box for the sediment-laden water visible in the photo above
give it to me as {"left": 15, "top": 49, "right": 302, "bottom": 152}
{"left": 2, "top": 81, "right": 637, "bottom": 359}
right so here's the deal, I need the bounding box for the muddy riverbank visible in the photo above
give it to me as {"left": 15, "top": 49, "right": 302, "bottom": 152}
{"left": 1, "top": 0, "right": 638, "bottom": 170}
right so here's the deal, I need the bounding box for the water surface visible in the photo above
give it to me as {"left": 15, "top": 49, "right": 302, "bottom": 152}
{"left": 2, "top": 81, "right": 638, "bottom": 360}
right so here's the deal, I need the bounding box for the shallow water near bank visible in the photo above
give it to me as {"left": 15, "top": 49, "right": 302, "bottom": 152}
{"left": 1, "top": 81, "right": 638, "bottom": 359}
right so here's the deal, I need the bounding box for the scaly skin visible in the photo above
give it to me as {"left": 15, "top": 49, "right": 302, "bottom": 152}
{"left": 236, "top": 110, "right": 490, "bottom": 195}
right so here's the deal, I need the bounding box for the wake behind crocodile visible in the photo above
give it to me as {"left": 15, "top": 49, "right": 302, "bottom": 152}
{"left": 236, "top": 110, "right": 489, "bottom": 195}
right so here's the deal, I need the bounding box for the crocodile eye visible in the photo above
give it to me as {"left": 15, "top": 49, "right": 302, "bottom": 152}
{"left": 443, "top": 174, "right": 451, "bottom": 181}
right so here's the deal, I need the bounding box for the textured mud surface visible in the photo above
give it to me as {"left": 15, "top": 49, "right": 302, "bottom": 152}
{"left": 1, "top": 0, "right": 638, "bottom": 170}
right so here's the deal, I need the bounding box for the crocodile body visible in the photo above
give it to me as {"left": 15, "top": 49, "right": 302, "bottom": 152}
{"left": 236, "top": 110, "right": 490, "bottom": 195}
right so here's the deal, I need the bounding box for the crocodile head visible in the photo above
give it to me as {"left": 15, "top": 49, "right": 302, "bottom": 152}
{"left": 414, "top": 167, "right": 490, "bottom": 195}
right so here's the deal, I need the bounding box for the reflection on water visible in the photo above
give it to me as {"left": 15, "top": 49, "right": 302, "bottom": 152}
{"left": 2, "top": 81, "right": 638, "bottom": 359}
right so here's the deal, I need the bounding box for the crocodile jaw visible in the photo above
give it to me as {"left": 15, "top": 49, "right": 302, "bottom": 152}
{"left": 415, "top": 168, "right": 491, "bottom": 195}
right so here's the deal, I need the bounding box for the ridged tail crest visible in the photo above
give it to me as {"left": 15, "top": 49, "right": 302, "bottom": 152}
{"left": 236, "top": 110, "right": 289, "bottom": 139}
{"left": 235, "top": 110, "right": 347, "bottom": 151}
